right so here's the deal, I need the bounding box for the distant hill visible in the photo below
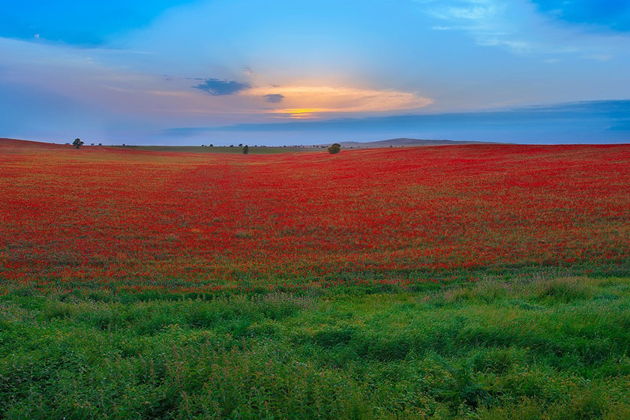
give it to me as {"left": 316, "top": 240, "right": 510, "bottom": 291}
{"left": 1, "top": 137, "right": 496, "bottom": 152}
{"left": 326, "top": 138, "right": 495, "bottom": 149}
{"left": 0, "top": 137, "right": 70, "bottom": 150}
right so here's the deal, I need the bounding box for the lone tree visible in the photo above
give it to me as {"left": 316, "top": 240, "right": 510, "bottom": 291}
{"left": 72, "top": 138, "right": 84, "bottom": 149}
{"left": 243, "top": 145, "right": 249, "bottom": 154}
{"left": 328, "top": 143, "right": 341, "bottom": 154}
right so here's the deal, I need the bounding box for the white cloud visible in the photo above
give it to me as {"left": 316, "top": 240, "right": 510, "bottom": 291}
{"left": 415, "top": 0, "right": 630, "bottom": 58}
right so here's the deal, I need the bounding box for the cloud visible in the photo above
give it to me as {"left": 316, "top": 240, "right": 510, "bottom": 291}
{"left": 416, "top": 0, "right": 630, "bottom": 57}
{"left": 194, "top": 78, "right": 251, "bottom": 96}
{"left": 264, "top": 93, "right": 284, "bottom": 103}
{"left": 245, "top": 85, "right": 433, "bottom": 119}
{"left": 418, "top": 0, "right": 536, "bottom": 53}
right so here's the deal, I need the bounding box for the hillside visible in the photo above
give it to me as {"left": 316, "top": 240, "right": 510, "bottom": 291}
{"left": 329, "top": 138, "right": 495, "bottom": 148}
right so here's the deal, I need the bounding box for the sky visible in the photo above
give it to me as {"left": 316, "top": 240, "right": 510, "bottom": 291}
{"left": 1, "top": 0, "right": 629, "bottom": 145}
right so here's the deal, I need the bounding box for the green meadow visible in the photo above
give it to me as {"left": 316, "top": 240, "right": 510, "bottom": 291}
{"left": 1, "top": 274, "right": 628, "bottom": 419}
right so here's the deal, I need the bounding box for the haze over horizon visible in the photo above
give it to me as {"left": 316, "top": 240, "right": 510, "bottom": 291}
{"left": 1, "top": 0, "right": 629, "bottom": 145}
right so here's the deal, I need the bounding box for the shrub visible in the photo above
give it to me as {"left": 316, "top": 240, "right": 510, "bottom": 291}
{"left": 328, "top": 143, "right": 341, "bottom": 154}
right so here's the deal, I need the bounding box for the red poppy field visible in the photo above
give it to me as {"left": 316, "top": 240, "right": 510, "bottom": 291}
{"left": 1, "top": 139, "right": 628, "bottom": 294}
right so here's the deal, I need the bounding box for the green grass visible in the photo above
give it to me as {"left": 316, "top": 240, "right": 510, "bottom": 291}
{"left": 113, "top": 145, "right": 322, "bottom": 154}
{"left": 1, "top": 275, "right": 628, "bottom": 419}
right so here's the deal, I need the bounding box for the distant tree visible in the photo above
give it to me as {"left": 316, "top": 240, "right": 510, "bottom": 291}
{"left": 209, "top": 144, "right": 213, "bottom": 147}
{"left": 238, "top": 143, "right": 243, "bottom": 147}
{"left": 229, "top": 145, "right": 234, "bottom": 148}
{"left": 328, "top": 143, "right": 341, "bottom": 154}
{"left": 243, "top": 145, "right": 249, "bottom": 154}
{"left": 72, "top": 138, "right": 84, "bottom": 149}
{"left": 98, "top": 143, "right": 102, "bottom": 146}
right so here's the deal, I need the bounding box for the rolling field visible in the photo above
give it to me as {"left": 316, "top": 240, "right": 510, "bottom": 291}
{"left": 116, "top": 145, "right": 320, "bottom": 154}
{"left": 1, "top": 139, "right": 629, "bottom": 419}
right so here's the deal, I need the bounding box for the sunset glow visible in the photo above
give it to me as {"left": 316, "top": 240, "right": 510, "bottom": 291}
{"left": 244, "top": 85, "right": 434, "bottom": 118}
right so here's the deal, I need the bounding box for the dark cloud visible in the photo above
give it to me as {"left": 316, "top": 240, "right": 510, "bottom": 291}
{"left": 264, "top": 94, "right": 285, "bottom": 103}
{"left": 194, "top": 78, "right": 250, "bottom": 96}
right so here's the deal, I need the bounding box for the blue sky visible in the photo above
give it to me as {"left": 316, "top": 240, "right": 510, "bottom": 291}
{"left": 1, "top": 0, "right": 629, "bottom": 144}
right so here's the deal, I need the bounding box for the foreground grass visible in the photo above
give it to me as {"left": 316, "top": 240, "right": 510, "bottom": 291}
{"left": 1, "top": 275, "right": 629, "bottom": 419}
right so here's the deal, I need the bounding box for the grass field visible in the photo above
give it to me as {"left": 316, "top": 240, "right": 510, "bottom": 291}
{"left": 0, "top": 138, "right": 628, "bottom": 419}
{"left": 115, "top": 145, "right": 321, "bottom": 154}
